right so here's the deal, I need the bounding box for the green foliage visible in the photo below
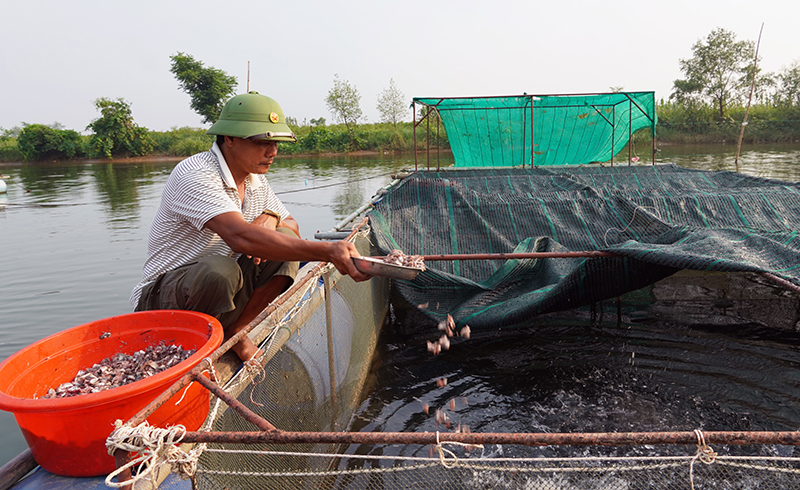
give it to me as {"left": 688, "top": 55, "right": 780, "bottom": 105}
{"left": 278, "top": 121, "right": 449, "bottom": 155}
{"left": 656, "top": 100, "right": 800, "bottom": 143}
{"left": 17, "top": 124, "right": 84, "bottom": 161}
{"left": 376, "top": 78, "right": 408, "bottom": 127}
{"left": 150, "top": 126, "right": 214, "bottom": 156}
{"left": 777, "top": 61, "right": 800, "bottom": 106}
{"left": 86, "top": 98, "right": 153, "bottom": 158}
{"left": 671, "top": 28, "right": 756, "bottom": 119}
{"left": 170, "top": 52, "right": 238, "bottom": 124}
{"left": 0, "top": 139, "right": 23, "bottom": 162}
{"left": 325, "top": 74, "right": 363, "bottom": 133}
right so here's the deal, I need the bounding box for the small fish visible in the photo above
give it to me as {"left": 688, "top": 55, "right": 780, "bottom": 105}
{"left": 436, "top": 377, "right": 448, "bottom": 388}
{"left": 439, "top": 335, "right": 450, "bottom": 350}
{"left": 449, "top": 398, "right": 456, "bottom": 411}
{"left": 422, "top": 403, "right": 430, "bottom": 414}
{"left": 459, "top": 326, "right": 471, "bottom": 339}
{"left": 418, "top": 302, "right": 429, "bottom": 310}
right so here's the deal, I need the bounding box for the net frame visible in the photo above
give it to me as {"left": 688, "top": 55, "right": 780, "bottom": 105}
{"left": 412, "top": 92, "right": 657, "bottom": 170}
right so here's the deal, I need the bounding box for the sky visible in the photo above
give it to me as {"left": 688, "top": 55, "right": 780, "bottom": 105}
{"left": 1, "top": 0, "right": 798, "bottom": 134}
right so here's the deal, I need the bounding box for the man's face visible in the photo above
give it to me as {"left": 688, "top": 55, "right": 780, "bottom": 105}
{"left": 224, "top": 136, "right": 279, "bottom": 175}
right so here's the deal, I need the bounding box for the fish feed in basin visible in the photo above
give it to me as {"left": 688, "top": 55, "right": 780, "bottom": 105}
{"left": 0, "top": 310, "right": 223, "bottom": 477}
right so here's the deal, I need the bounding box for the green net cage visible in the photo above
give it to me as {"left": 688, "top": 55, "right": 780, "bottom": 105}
{"left": 414, "top": 92, "right": 657, "bottom": 167}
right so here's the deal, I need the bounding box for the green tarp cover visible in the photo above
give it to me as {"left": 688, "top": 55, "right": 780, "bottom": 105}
{"left": 415, "top": 93, "right": 656, "bottom": 167}
{"left": 367, "top": 165, "right": 800, "bottom": 330}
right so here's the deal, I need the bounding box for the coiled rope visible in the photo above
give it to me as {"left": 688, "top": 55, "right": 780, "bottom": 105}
{"left": 105, "top": 421, "right": 203, "bottom": 488}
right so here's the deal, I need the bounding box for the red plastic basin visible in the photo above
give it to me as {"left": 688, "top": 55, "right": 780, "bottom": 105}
{"left": 0, "top": 310, "right": 223, "bottom": 477}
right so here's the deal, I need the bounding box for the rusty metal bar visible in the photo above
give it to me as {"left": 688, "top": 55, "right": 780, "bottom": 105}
{"left": 426, "top": 106, "right": 430, "bottom": 171}
{"left": 192, "top": 372, "right": 278, "bottom": 432}
{"left": 181, "top": 430, "right": 800, "bottom": 447}
{"left": 761, "top": 272, "right": 800, "bottom": 295}
{"left": 112, "top": 450, "right": 135, "bottom": 490}
{"left": 422, "top": 251, "right": 618, "bottom": 261}
{"left": 436, "top": 109, "right": 440, "bottom": 171}
{"left": 628, "top": 99, "right": 632, "bottom": 166}
{"left": 530, "top": 96, "right": 535, "bottom": 167}
{"left": 413, "top": 101, "right": 417, "bottom": 171}
{"left": 611, "top": 105, "right": 615, "bottom": 166}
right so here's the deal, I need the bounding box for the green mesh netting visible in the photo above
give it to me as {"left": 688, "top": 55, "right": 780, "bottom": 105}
{"left": 367, "top": 165, "right": 800, "bottom": 330}
{"left": 414, "top": 93, "right": 656, "bottom": 167}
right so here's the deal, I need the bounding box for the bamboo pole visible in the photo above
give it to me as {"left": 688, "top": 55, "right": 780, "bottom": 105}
{"left": 734, "top": 23, "right": 764, "bottom": 173}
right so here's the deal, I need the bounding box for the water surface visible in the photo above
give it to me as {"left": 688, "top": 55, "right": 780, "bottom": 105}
{"left": 1, "top": 144, "right": 800, "bottom": 468}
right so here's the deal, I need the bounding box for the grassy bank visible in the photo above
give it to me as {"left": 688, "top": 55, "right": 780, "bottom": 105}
{"left": 3, "top": 104, "right": 800, "bottom": 164}
{"left": 0, "top": 121, "right": 447, "bottom": 163}
{"left": 654, "top": 102, "right": 800, "bottom": 144}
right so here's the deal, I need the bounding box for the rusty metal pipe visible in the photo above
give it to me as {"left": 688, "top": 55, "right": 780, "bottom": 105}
{"left": 180, "top": 430, "right": 800, "bottom": 447}
{"left": 191, "top": 373, "right": 278, "bottom": 432}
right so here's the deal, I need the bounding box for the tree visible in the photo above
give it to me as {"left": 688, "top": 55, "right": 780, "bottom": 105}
{"left": 670, "top": 28, "right": 755, "bottom": 119}
{"left": 170, "top": 52, "right": 238, "bottom": 124}
{"left": 777, "top": 61, "right": 800, "bottom": 106}
{"left": 17, "top": 124, "right": 83, "bottom": 161}
{"left": 325, "top": 74, "right": 362, "bottom": 132}
{"left": 376, "top": 78, "right": 407, "bottom": 127}
{"left": 86, "top": 98, "right": 153, "bottom": 158}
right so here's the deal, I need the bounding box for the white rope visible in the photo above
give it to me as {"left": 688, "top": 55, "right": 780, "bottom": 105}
{"left": 433, "top": 431, "right": 459, "bottom": 469}
{"left": 689, "top": 429, "right": 717, "bottom": 490}
{"left": 105, "top": 421, "right": 205, "bottom": 488}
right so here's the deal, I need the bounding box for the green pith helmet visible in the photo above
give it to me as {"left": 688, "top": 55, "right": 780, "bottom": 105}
{"left": 207, "top": 91, "right": 297, "bottom": 142}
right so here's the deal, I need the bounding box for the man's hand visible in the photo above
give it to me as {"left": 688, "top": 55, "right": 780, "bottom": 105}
{"left": 247, "top": 213, "right": 280, "bottom": 264}
{"left": 326, "top": 241, "right": 371, "bottom": 282}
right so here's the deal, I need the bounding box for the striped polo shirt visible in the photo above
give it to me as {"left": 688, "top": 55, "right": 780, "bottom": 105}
{"left": 129, "top": 142, "right": 290, "bottom": 308}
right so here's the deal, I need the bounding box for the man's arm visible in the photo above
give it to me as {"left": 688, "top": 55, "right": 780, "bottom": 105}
{"left": 204, "top": 211, "right": 369, "bottom": 281}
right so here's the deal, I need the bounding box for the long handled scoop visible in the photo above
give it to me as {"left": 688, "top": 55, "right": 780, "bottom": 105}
{"left": 353, "top": 251, "right": 617, "bottom": 280}
{"left": 421, "top": 251, "right": 617, "bottom": 261}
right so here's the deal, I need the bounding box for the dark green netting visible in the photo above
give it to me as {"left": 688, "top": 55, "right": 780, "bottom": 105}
{"left": 367, "top": 165, "right": 800, "bottom": 330}
{"left": 414, "top": 93, "right": 656, "bottom": 167}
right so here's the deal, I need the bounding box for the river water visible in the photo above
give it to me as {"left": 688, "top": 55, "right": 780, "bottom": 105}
{"left": 1, "top": 143, "right": 800, "bottom": 469}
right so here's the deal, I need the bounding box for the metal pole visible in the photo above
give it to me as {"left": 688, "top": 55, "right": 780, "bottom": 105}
{"left": 181, "top": 429, "right": 800, "bottom": 447}
{"left": 628, "top": 99, "right": 632, "bottom": 166}
{"left": 530, "top": 96, "right": 535, "bottom": 167}
{"left": 426, "top": 106, "right": 430, "bottom": 171}
{"left": 611, "top": 105, "right": 615, "bottom": 166}
{"left": 413, "top": 101, "right": 418, "bottom": 171}
{"left": 436, "top": 110, "right": 440, "bottom": 171}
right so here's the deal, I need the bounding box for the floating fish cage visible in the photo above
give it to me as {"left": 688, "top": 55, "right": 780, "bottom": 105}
{"left": 97, "top": 228, "right": 800, "bottom": 490}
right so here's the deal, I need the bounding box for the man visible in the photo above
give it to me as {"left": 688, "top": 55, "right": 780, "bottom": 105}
{"left": 130, "top": 91, "right": 369, "bottom": 362}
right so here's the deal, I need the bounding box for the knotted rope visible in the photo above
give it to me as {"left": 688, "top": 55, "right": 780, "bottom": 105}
{"left": 105, "top": 420, "right": 205, "bottom": 488}
{"left": 689, "top": 429, "right": 717, "bottom": 490}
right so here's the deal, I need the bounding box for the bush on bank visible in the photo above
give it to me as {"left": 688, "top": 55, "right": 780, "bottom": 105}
{"left": 3, "top": 104, "right": 799, "bottom": 163}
